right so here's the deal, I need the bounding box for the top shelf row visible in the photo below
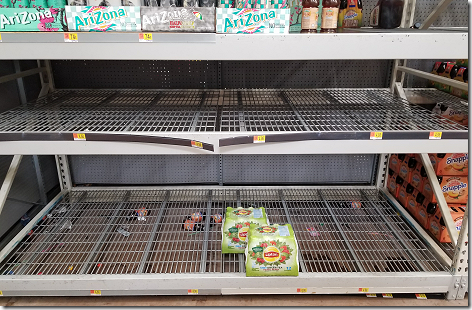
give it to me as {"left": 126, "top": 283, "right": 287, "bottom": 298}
{"left": 0, "top": 28, "right": 468, "bottom": 60}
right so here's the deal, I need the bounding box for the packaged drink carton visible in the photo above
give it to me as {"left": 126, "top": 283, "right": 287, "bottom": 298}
{"left": 0, "top": 7, "right": 67, "bottom": 30}
{"left": 429, "top": 62, "right": 442, "bottom": 87}
{"left": 398, "top": 182, "right": 414, "bottom": 208}
{"left": 437, "top": 104, "right": 468, "bottom": 126}
{"left": 422, "top": 178, "right": 434, "bottom": 202}
{"left": 410, "top": 162, "right": 427, "bottom": 192}
{"left": 450, "top": 67, "right": 468, "bottom": 100}
{"left": 398, "top": 155, "right": 417, "bottom": 183}
{"left": 222, "top": 207, "right": 268, "bottom": 253}
{"left": 436, "top": 63, "right": 456, "bottom": 93}
{"left": 432, "top": 176, "right": 468, "bottom": 204}
{"left": 405, "top": 189, "right": 422, "bottom": 218}
{"left": 429, "top": 205, "right": 466, "bottom": 243}
{"left": 65, "top": 6, "right": 141, "bottom": 31}
{"left": 387, "top": 171, "right": 404, "bottom": 198}
{"left": 416, "top": 200, "right": 437, "bottom": 230}
{"left": 456, "top": 59, "right": 468, "bottom": 68}
{"left": 245, "top": 224, "right": 299, "bottom": 276}
{"left": 435, "top": 153, "right": 468, "bottom": 176}
{"left": 141, "top": 7, "right": 216, "bottom": 32}
{"left": 216, "top": 8, "right": 290, "bottom": 33}
{"left": 389, "top": 154, "right": 400, "bottom": 174}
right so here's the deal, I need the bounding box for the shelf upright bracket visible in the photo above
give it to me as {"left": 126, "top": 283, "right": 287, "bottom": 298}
{"left": 55, "top": 155, "right": 72, "bottom": 191}
{"left": 419, "top": 153, "right": 459, "bottom": 246}
{"left": 375, "top": 154, "right": 389, "bottom": 189}
{"left": 419, "top": 0, "right": 454, "bottom": 30}
{"left": 37, "top": 60, "right": 55, "bottom": 98}
{"left": 0, "top": 155, "right": 23, "bottom": 217}
{"left": 447, "top": 205, "right": 468, "bottom": 300}
{"left": 389, "top": 0, "right": 416, "bottom": 95}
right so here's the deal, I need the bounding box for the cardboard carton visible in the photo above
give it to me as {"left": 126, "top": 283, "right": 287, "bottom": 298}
{"left": 429, "top": 205, "right": 466, "bottom": 243}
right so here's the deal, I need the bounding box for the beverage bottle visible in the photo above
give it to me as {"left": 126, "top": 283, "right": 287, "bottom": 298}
{"left": 300, "top": 0, "right": 319, "bottom": 33}
{"left": 370, "top": 0, "right": 404, "bottom": 29}
{"left": 320, "top": 0, "right": 340, "bottom": 33}
{"left": 338, "top": 0, "right": 362, "bottom": 28}
{"left": 199, "top": 0, "right": 214, "bottom": 6}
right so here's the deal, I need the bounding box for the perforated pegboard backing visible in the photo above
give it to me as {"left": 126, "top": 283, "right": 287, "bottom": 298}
{"left": 52, "top": 60, "right": 219, "bottom": 89}
{"left": 69, "top": 155, "right": 220, "bottom": 184}
{"left": 413, "top": 0, "right": 468, "bottom": 27}
{"left": 221, "top": 60, "right": 391, "bottom": 88}
{"left": 222, "top": 154, "right": 376, "bottom": 184}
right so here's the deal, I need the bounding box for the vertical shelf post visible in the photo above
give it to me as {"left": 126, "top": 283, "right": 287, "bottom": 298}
{"left": 0, "top": 155, "right": 23, "bottom": 217}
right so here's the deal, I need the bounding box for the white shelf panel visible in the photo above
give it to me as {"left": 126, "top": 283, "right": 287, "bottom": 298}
{"left": 0, "top": 88, "right": 467, "bottom": 155}
{"left": 0, "top": 30, "right": 467, "bottom": 60}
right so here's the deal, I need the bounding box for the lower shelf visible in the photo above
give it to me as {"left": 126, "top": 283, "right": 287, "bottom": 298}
{"left": 0, "top": 187, "right": 454, "bottom": 296}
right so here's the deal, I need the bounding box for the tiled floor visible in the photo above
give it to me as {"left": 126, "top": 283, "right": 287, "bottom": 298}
{"left": 0, "top": 294, "right": 468, "bottom": 307}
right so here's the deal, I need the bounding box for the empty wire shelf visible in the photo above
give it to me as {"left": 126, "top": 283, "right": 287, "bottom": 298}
{"left": 0, "top": 188, "right": 449, "bottom": 276}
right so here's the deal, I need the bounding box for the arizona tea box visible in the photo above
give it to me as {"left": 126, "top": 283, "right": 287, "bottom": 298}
{"left": 65, "top": 6, "right": 141, "bottom": 31}
{"left": 221, "top": 207, "right": 268, "bottom": 254}
{"left": 245, "top": 224, "right": 299, "bottom": 276}
{"left": 141, "top": 6, "right": 215, "bottom": 32}
{"left": 0, "top": 7, "right": 67, "bottom": 30}
{"left": 216, "top": 8, "right": 290, "bottom": 33}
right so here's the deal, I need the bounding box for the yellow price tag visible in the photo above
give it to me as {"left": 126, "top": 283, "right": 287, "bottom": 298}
{"left": 297, "top": 288, "right": 307, "bottom": 293}
{"left": 73, "top": 133, "right": 86, "bottom": 141}
{"left": 191, "top": 141, "right": 203, "bottom": 148}
{"left": 0, "top": 33, "right": 2, "bottom": 42}
{"left": 429, "top": 131, "right": 442, "bottom": 140}
{"left": 416, "top": 294, "right": 427, "bottom": 299}
{"left": 253, "top": 135, "right": 265, "bottom": 143}
{"left": 382, "top": 293, "right": 393, "bottom": 298}
{"left": 0, "top": 290, "right": 3, "bottom": 296}
{"left": 90, "top": 290, "right": 101, "bottom": 295}
{"left": 188, "top": 289, "right": 198, "bottom": 294}
{"left": 370, "top": 132, "right": 383, "bottom": 140}
{"left": 139, "top": 33, "right": 153, "bottom": 42}
{"left": 359, "top": 288, "right": 369, "bottom": 293}
{"left": 64, "top": 33, "right": 78, "bottom": 42}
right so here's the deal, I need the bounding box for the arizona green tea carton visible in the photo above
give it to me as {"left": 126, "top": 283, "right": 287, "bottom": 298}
{"left": 141, "top": 6, "right": 215, "bottom": 32}
{"left": 221, "top": 207, "right": 268, "bottom": 254}
{"left": 9, "top": 0, "right": 30, "bottom": 8}
{"left": 65, "top": 6, "right": 141, "bottom": 31}
{"left": 0, "top": 7, "right": 67, "bottom": 31}
{"left": 30, "top": 0, "right": 48, "bottom": 9}
{"left": 216, "top": 8, "right": 290, "bottom": 33}
{"left": 246, "top": 224, "right": 299, "bottom": 276}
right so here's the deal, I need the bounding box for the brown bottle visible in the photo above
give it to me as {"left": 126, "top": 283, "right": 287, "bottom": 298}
{"left": 321, "top": 0, "right": 340, "bottom": 33}
{"left": 300, "top": 0, "right": 320, "bottom": 33}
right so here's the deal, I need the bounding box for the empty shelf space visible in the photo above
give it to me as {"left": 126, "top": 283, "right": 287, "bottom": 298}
{"left": 0, "top": 188, "right": 449, "bottom": 276}
{"left": 0, "top": 89, "right": 467, "bottom": 134}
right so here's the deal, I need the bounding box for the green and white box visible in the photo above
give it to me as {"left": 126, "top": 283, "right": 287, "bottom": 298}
{"left": 141, "top": 6, "right": 215, "bottom": 32}
{"left": 65, "top": 6, "right": 141, "bottom": 31}
{"left": 216, "top": 8, "right": 290, "bottom": 33}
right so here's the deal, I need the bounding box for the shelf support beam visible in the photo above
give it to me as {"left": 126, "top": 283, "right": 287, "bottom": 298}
{"left": 199, "top": 190, "right": 213, "bottom": 273}
{"left": 419, "top": 0, "right": 454, "bottom": 30}
{"left": 397, "top": 66, "right": 469, "bottom": 91}
{"left": 419, "top": 153, "right": 459, "bottom": 246}
{"left": 0, "top": 67, "right": 47, "bottom": 84}
{"left": 448, "top": 205, "right": 468, "bottom": 300}
{"left": 0, "top": 155, "right": 23, "bottom": 218}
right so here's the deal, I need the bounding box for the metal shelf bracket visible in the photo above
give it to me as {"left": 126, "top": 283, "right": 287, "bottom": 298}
{"left": 0, "top": 155, "right": 23, "bottom": 217}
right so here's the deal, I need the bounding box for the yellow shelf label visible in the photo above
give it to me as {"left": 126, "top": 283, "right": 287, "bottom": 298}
{"left": 0, "top": 290, "right": 3, "bottom": 296}
{"left": 90, "top": 290, "right": 101, "bottom": 296}
{"left": 139, "top": 33, "right": 153, "bottom": 42}
{"left": 382, "top": 293, "right": 393, "bottom": 298}
{"left": 416, "top": 294, "right": 427, "bottom": 299}
{"left": 429, "top": 131, "right": 442, "bottom": 139}
{"left": 188, "top": 289, "right": 198, "bottom": 294}
{"left": 297, "top": 288, "right": 307, "bottom": 293}
{"left": 191, "top": 141, "right": 203, "bottom": 148}
{"left": 253, "top": 135, "right": 266, "bottom": 143}
{"left": 359, "top": 288, "right": 369, "bottom": 293}
{"left": 73, "top": 133, "right": 86, "bottom": 141}
{"left": 370, "top": 132, "right": 383, "bottom": 140}
{"left": 0, "top": 33, "right": 2, "bottom": 42}
{"left": 366, "top": 293, "right": 377, "bottom": 298}
{"left": 64, "top": 33, "right": 78, "bottom": 42}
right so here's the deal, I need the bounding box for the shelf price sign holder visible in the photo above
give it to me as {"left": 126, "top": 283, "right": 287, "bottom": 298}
{"left": 64, "top": 33, "right": 78, "bottom": 42}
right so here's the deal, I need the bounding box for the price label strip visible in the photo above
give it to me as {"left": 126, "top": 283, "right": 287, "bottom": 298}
{"left": 0, "top": 290, "right": 3, "bottom": 296}
{"left": 64, "top": 33, "right": 78, "bottom": 42}
{"left": 370, "top": 132, "right": 383, "bottom": 140}
{"left": 382, "top": 293, "right": 393, "bottom": 298}
{"left": 188, "top": 289, "right": 198, "bottom": 294}
{"left": 139, "top": 33, "right": 153, "bottom": 42}
{"left": 73, "top": 133, "right": 86, "bottom": 141}
{"left": 359, "top": 288, "right": 369, "bottom": 293}
{"left": 191, "top": 141, "right": 203, "bottom": 149}
{"left": 0, "top": 33, "right": 2, "bottom": 42}
{"left": 253, "top": 135, "right": 265, "bottom": 143}
{"left": 366, "top": 294, "right": 377, "bottom": 298}
{"left": 90, "top": 290, "right": 101, "bottom": 296}
{"left": 297, "top": 288, "right": 307, "bottom": 293}
{"left": 429, "top": 131, "right": 442, "bottom": 140}
{"left": 415, "top": 294, "right": 427, "bottom": 300}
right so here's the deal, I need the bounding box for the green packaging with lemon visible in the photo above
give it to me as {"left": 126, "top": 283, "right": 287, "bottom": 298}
{"left": 245, "top": 224, "right": 299, "bottom": 277}
{"left": 221, "top": 207, "right": 268, "bottom": 254}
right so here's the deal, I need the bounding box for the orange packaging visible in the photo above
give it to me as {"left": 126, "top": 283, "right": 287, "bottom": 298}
{"left": 410, "top": 163, "right": 427, "bottom": 192}
{"left": 428, "top": 205, "right": 466, "bottom": 243}
{"left": 387, "top": 171, "right": 404, "bottom": 198}
{"left": 416, "top": 200, "right": 437, "bottom": 230}
{"left": 389, "top": 154, "right": 400, "bottom": 174}
{"left": 398, "top": 155, "right": 418, "bottom": 183}
{"left": 422, "top": 179, "right": 434, "bottom": 202}
{"left": 398, "top": 183, "right": 414, "bottom": 208}
{"left": 405, "top": 190, "right": 423, "bottom": 219}
{"left": 431, "top": 176, "right": 468, "bottom": 204}
{"left": 432, "top": 153, "right": 468, "bottom": 176}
